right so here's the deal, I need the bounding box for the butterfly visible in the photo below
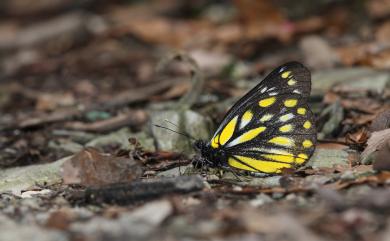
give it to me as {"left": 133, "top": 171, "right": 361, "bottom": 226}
{"left": 194, "top": 62, "right": 317, "bottom": 174}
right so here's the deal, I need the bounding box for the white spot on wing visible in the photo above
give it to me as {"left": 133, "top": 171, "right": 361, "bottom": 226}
{"left": 226, "top": 137, "right": 241, "bottom": 147}
{"left": 293, "top": 89, "right": 301, "bottom": 94}
{"left": 268, "top": 87, "right": 276, "bottom": 91}
{"left": 279, "top": 113, "right": 294, "bottom": 122}
{"left": 260, "top": 114, "right": 273, "bottom": 122}
{"left": 260, "top": 87, "right": 267, "bottom": 93}
{"left": 249, "top": 147, "right": 293, "bottom": 156}
{"left": 268, "top": 92, "right": 278, "bottom": 96}
{"left": 239, "top": 119, "right": 250, "bottom": 129}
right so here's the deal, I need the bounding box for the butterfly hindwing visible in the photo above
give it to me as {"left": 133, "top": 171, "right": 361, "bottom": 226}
{"left": 208, "top": 62, "right": 316, "bottom": 174}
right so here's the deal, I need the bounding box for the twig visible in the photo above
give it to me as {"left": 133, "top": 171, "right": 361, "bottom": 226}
{"left": 63, "top": 110, "right": 148, "bottom": 132}
{"left": 77, "top": 175, "right": 204, "bottom": 204}
{"left": 0, "top": 79, "right": 179, "bottom": 131}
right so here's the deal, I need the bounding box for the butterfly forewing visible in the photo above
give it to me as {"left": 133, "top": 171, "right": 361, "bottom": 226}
{"left": 208, "top": 62, "right": 316, "bottom": 174}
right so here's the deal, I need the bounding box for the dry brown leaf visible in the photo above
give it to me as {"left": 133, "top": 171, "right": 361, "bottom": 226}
{"left": 345, "top": 128, "right": 369, "bottom": 145}
{"left": 317, "top": 142, "right": 349, "bottom": 150}
{"left": 64, "top": 110, "right": 148, "bottom": 133}
{"left": 369, "top": 48, "right": 390, "bottom": 69}
{"left": 376, "top": 21, "right": 390, "bottom": 44}
{"left": 36, "top": 92, "right": 75, "bottom": 111}
{"left": 336, "top": 43, "right": 369, "bottom": 66}
{"left": 299, "top": 35, "right": 339, "bottom": 69}
{"left": 61, "top": 147, "right": 143, "bottom": 187}
{"left": 368, "top": 0, "right": 390, "bottom": 18}
{"left": 233, "top": 0, "right": 284, "bottom": 24}
{"left": 361, "top": 129, "right": 390, "bottom": 170}
{"left": 370, "top": 109, "right": 390, "bottom": 132}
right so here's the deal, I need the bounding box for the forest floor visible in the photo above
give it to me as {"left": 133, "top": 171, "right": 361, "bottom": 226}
{"left": 0, "top": 1, "right": 390, "bottom": 241}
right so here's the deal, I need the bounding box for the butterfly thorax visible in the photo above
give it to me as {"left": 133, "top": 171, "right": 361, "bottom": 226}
{"left": 194, "top": 140, "right": 227, "bottom": 168}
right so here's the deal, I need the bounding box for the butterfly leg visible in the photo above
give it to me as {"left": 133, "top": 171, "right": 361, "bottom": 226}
{"left": 220, "top": 166, "right": 243, "bottom": 182}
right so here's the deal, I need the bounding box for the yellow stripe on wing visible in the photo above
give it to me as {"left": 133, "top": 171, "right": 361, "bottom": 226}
{"left": 228, "top": 156, "right": 292, "bottom": 173}
{"left": 227, "top": 126, "right": 266, "bottom": 147}
{"left": 219, "top": 116, "right": 238, "bottom": 145}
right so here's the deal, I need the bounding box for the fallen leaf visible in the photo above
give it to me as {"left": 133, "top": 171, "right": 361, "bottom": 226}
{"left": 376, "top": 21, "right": 390, "bottom": 44}
{"left": 64, "top": 110, "right": 148, "bottom": 133}
{"left": 299, "top": 35, "right": 339, "bottom": 69}
{"left": 361, "top": 129, "right": 390, "bottom": 164}
{"left": 45, "top": 208, "right": 75, "bottom": 230}
{"left": 36, "top": 92, "right": 75, "bottom": 111}
{"left": 345, "top": 128, "right": 369, "bottom": 146}
{"left": 317, "top": 142, "right": 349, "bottom": 150}
{"left": 61, "top": 147, "right": 143, "bottom": 187}
{"left": 373, "top": 138, "right": 390, "bottom": 171}
{"left": 370, "top": 109, "right": 390, "bottom": 132}
{"left": 368, "top": 0, "right": 390, "bottom": 18}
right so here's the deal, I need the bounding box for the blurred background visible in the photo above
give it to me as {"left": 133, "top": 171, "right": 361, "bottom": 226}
{"left": 1, "top": 1, "right": 390, "bottom": 241}
{"left": 1, "top": 0, "right": 390, "bottom": 165}
{"left": 0, "top": 0, "right": 389, "bottom": 160}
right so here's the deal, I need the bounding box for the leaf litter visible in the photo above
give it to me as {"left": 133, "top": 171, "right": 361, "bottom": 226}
{"left": 0, "top": 1, "right": 390, "bottom": 241}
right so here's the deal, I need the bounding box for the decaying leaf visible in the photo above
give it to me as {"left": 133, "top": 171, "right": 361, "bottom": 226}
{"left": 370, "top": 110, "right": 390, "bottom": 132}
{"left": 61, "top": 147, "right": 143, "bottom": 186}
{"left": 361, "top": 129, "right": 390, "bottom": 168}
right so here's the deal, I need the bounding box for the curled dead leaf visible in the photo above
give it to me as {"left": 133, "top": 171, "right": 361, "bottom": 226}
{"left": 361, "top": 129, "right": 390, "bottom": 168}
{"left": 370, "top": 109, "right": 390, "bottom": 132}
{"left": 61, "top": 147, "right": 143, "bottom": 187}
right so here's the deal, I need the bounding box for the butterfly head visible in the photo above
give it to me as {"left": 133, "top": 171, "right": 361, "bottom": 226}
{"left": 194, "top": 140, "right": 227, "bottom": 168}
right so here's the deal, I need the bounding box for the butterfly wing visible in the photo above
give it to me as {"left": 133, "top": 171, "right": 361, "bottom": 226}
{"left": 209, "top": 62, "right": 316, "bottom": 173}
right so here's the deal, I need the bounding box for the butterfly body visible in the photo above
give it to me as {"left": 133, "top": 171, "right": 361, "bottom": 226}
{"left": 196, "top": 62, "right": 317, "bottom": 174}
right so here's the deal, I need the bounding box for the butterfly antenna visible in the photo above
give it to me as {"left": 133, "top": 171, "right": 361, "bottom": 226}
{"left": 154, "top": 124, "right": 196, "bottom": 141}
{"left": 164, "top": 119, "right": 179, "bottom": 128}
{"left": 163, "top": 119, "right": 197, "bottom": 140}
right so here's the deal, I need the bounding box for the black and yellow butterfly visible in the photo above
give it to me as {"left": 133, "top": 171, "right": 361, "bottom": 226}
{"left": 194, "top": 62, "right": 317, "bottom": 174}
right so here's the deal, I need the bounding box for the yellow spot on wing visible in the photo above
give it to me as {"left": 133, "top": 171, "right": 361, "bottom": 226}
{"left": 240, "top": 110, "right": 253, "bottom": 129}
{"left": 284, "top": 99, "right": 297, "bottom": 107}
{"left": 259, "top": 97, "right": 276, "bottom": 107}
{"left": 268, "top": 137, "right": 294, "bottom": 147}
{"left": 237, "top": 127, "right": 266, "bottom": 143}
{"left": 263, "top": 154, "right": 295, "bottom": 163}
{"left": 298, "top": 153, "right": 308, "bottom": 159}
{"left": 297, "top": 108, "right": 306, "bottom": 115}
{"left": 219, "top": 116, "right": 238, "bottom": 145}
{"left": 302, "top": 140, "right": 313, "bottom": 148}
{"left": 228, "top": 157, "right": 256, "bottom": 172}
{"left": 281, "top": 71, "right": 291, "bottom": 79}
{"left": 303, "top": 121, "right": 312, "bottom": 129}
{"left": 279, "top": 124, "right": 293, "bottom": 133}
{"left": 242, "top": 110, "right": 253, "bottom": 121}
{"left": 211, "top": 134, "right": 220, "bottom": 149}
{"left": 295, "top": 158, "right": 306, "bottom": 164}
{"left": 229, "top": 156, "right": 292, "bottom": 173}
{"left": 260, "top": 114, "right": 273, "bottom": 122}
{"left": 295, "top": 153, "right": 308, "bottom": 164}
{"left": 288, "top": 79, "right": 297, "bottom": 86}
